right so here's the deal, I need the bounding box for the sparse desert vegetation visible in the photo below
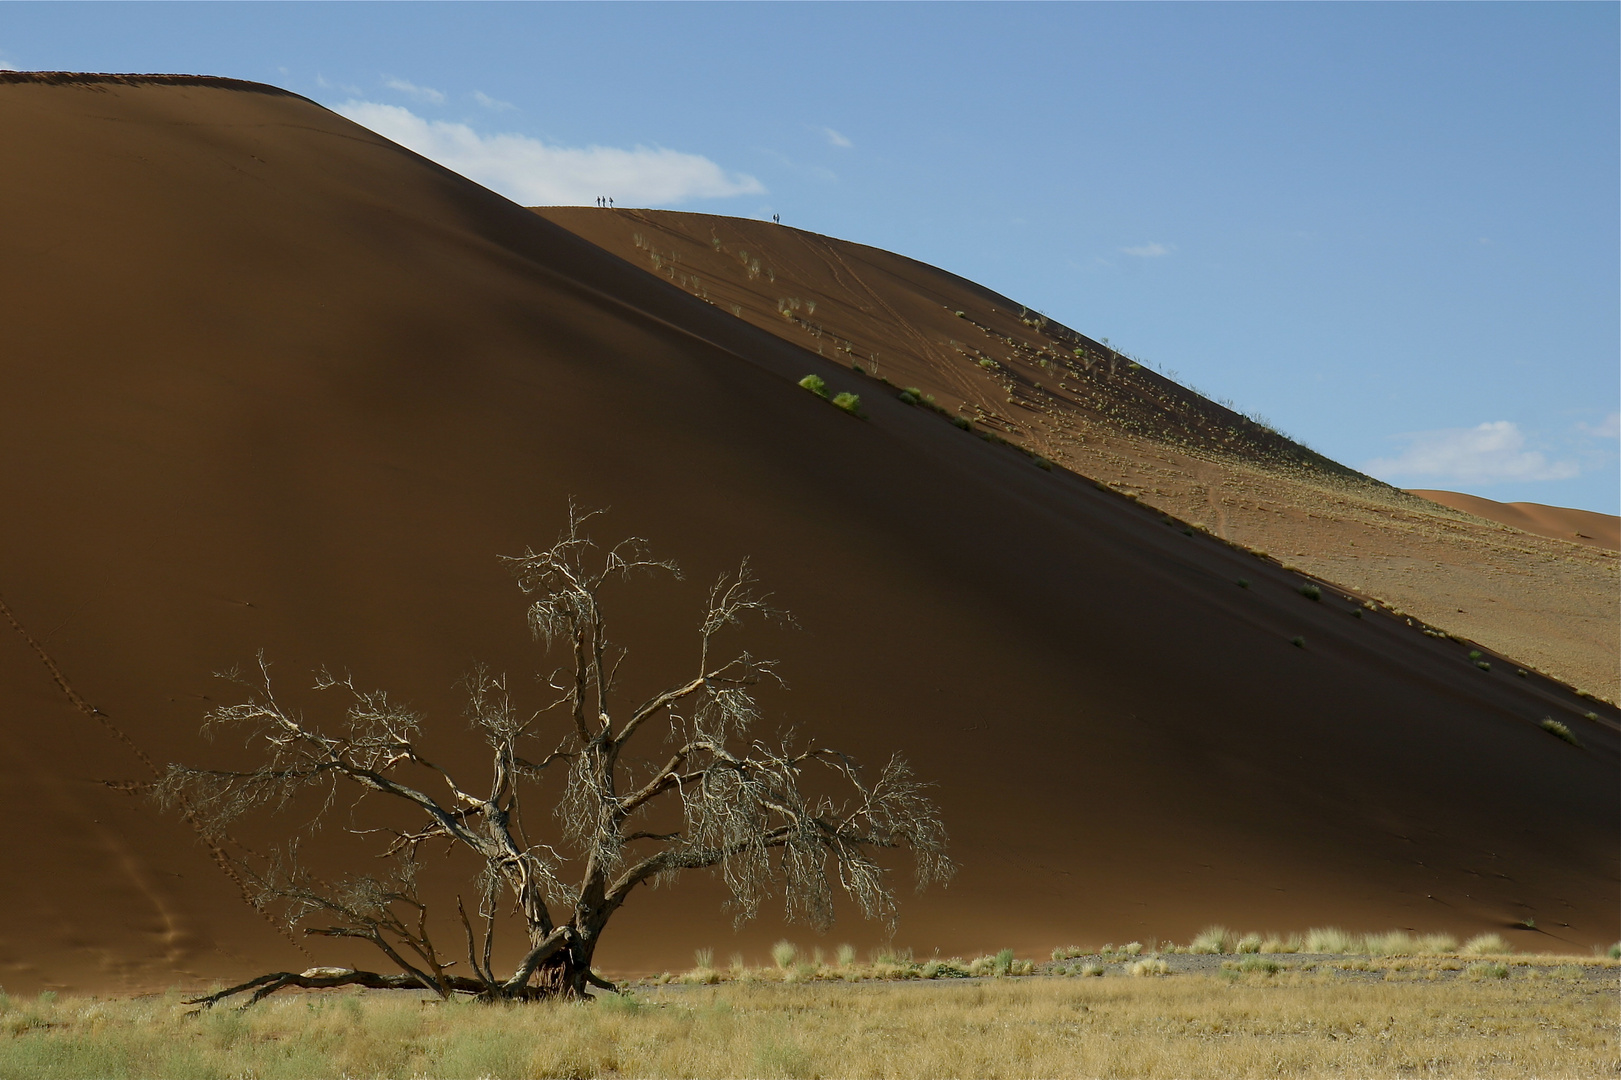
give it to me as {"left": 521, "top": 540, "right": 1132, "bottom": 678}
{"left": 8, "top": 928, "right": 1607, "bottom": 1077}
{"left": 3, "top": 958, "right": 1614, "bottom": 1079}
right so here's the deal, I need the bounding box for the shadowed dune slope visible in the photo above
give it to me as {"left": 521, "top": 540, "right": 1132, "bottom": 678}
{"left": 1411, "top": 490, "right": 1619, "bottom": 552}
{"left": 538, "top": 209, "right": 1619, "bottom": 702}
{"left": 0, "top": 76, "right": 1615, "bottom": 995}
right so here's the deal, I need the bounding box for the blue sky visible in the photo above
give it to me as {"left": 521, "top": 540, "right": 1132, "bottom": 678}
{"left": 7, "top": 2, "right": 1617, "bottom": 512}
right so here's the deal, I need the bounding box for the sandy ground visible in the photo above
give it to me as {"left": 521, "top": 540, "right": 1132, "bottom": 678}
{"left": 0, "top": 74, "right": 1614, "bottom": 998}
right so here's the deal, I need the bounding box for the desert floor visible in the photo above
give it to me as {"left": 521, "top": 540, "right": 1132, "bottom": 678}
{"left": 3, "top": 952, "right": 1615, "bottom": 1079}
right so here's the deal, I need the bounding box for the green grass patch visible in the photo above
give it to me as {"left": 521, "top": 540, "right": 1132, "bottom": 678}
{"left": 831, "top": 391, "right": 864, "bottom": 417}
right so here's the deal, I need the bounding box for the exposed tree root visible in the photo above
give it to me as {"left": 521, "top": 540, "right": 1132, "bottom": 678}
{"left": 185, "top": 967, "right": 604, "bottom": 1009}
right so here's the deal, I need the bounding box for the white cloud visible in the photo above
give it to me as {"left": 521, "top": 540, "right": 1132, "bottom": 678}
{"left": 335, "top": 101, "right": 765, "bottom": 206}
{"left": 818, "top": 126, "right": 853, "bottom": 149}
{"left": 1578, "top": 411, "right": 1619, "bottom": 439}
{"left": 1120, "top": 242, "right": 1174, "bottom": 258}
{"left": 1364, "top": 421, "right": 1579, "bottom": 485}
{"left": 473, "top": 90, "right": 513, "bottom": 111}
{"left": 384, "top": 77, "right": 445, "bottom": 105}
{"left": 0, "top": 57, "right": 18, "bottom": 72}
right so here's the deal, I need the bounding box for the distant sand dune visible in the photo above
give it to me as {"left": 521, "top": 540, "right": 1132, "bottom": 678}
{"left": 538, "top": 208, "right": 1620, "bottom": 702}
{"left": 0, "top": 74, "right": 1614, "bottom": 996}
{"left": 1411, "top": 490, "right": 1619, "bottom": 551}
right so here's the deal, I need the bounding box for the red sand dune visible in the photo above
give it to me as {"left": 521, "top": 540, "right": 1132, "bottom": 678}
{"left": 537, "top": 208, "right": 1620, "bottom": 703}
{"left": 1410, "top": 490, "right": 1620, "bottom": 552}
{"left": 0, "top": 75, "right": 1615, "bottom": 996}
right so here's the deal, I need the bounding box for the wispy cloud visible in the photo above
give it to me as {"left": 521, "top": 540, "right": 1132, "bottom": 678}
{"left": 818, "top": 126, "right": 853, "bottom": 149}
{"left": 472, "top": 90, "right": 513, "bottom": 112}
{"left": 384, "top": 77, "right": 445, "bottom": 105}
{"left": 1120, "top": 242, "right": 1174, "bottom": 258}
{"left": 1364, "top": 421, "right": 1578, "bottom": 485}
{"left": 335, "top": 101, "right": 765, "bottom": 206}
{"left": 315, "top": 74, "right": 364, "bottom": 96}
{"left": 0, "top": 56, "right": 18, "bottom": 72}
{"left": 1578, "top": 411, "right": 1619, "bottom": 439}
{"left": 761, "top": 148, "right": 837, "bottom": 183}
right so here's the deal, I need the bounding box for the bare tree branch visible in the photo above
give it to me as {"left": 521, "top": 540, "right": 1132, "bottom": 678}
{"left": 456, "top": 895, "right": 495, "bottom": 989}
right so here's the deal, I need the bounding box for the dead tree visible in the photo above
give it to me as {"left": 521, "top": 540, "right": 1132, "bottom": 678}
{"left": 157, "top": 506, "right": 952, "bottom": 1006}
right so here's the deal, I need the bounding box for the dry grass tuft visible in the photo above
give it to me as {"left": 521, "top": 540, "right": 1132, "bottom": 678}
{"left": 1305, "top": 926, "right": 1360, "bottom": 954}
{"left": 1540, "top": 717, "right": 1583, "bottom": 746}
{"left": 1461, "top": 932, "right": 1515, "bottom": 956}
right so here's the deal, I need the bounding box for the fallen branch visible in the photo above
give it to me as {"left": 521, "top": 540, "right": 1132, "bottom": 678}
{"left": 186, "top": 967, "right": 527, "bottom": 1009}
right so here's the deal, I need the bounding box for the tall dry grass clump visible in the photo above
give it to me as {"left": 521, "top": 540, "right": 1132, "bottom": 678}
{"left": 1189, "top": 925, "right": 1234, "bottom": 954}
{"left": 1460, "top": 932, "right": 1515, "bottom": 956}
{"left": 1304, "top": 926, "right": 1360, "bottom": 954}
{"left": 1181, "top": 925, "right": 1468, "bottom": 957}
